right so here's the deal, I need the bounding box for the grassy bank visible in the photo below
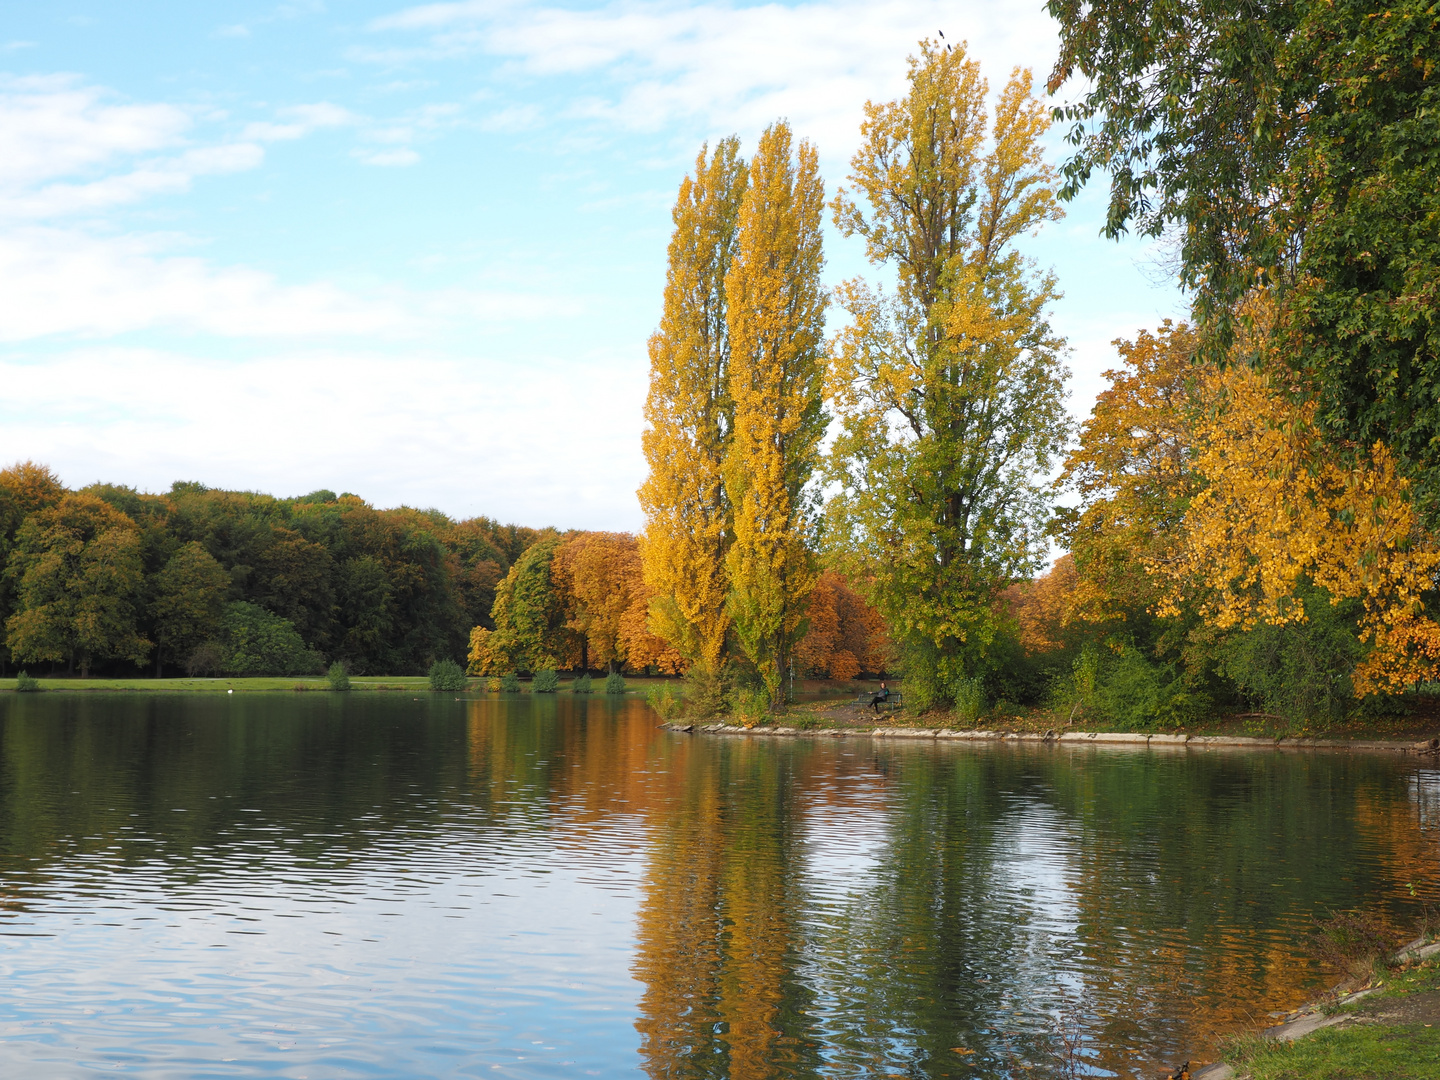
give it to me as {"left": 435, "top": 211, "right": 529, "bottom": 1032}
{"left": 1222, "top": 952, "right": 1440, "bottom": 1079}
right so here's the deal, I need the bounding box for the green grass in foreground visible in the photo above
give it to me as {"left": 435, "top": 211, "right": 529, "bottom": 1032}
{"left": 1224, "top": 1025, "right": 1440, "bottom": 1079}
{"left": 1225, "top": 955, "right": 1440, "bottom": 1078}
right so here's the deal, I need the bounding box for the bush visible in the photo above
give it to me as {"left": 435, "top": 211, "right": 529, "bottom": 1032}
{"left": 953, "top": 676, "right": 986, "bottom": 725}
{"left": 1217, "top": 587, "right": 1361, "bottom": 726}
{"left": 500, "top": 672, "right": 521, "bottom": 693}
{"left": 326, "top": 661, "right": 351, "bottom": 691}
{"left": 604, "top": 671, "right": 626, "bottom": 695}
{"left": 428, "top": 658, "right": 467, "bottom": 692}
{"left": 645, "top": 682, "right": 684, "bottom": 719}
{"left": 186, "top": 640, "right": 226, "bottom": 677}
{"left": 571, "top": 672, "right": 593, "bottom": 694}
{"left": 15, "top": 670, "right": 39, "bottom": 692}
{"left": 1311, "top": 909, "right": 1395, "bottom": 977}
{"left": 683, "top": 665, "right": 732, "bottom": 719}
{"left": 532, "top": 668, "right": 560, "bottom": 693}
{"left": 730, "top": 687, "right": 771, "bottom": 727}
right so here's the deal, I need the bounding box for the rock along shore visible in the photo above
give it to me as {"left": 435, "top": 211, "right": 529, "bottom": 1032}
{"left": 661, "top": 721, "right": 1440, "bottom": 755}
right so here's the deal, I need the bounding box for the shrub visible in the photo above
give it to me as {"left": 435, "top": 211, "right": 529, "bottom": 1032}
{"left": 15, "top": 670, "right": 39, "bottom": 692}
{"left": 953, "top": 676, "right": 986, "bottom": 725}
{"left": 532, "top": 668, "right": 560, "bottom": 693}
{"left": 186, "top": 640, "right": 226, "bottom": 677}
{"left": 500, "top": 672, "right": 521, "bottom": 693}
{"left": 571, "top": 672, "right": 593, "bottom": 694}
{"left": 486, "top": 676, "right": 503, "bottom": 692}
{"left": 428, "top": 659, "right": 467, "bottom": 692}
{"left": 683, "top": 665, "right": 732, "bottom": 719}
{"left": 1310, "top": 909, "right": 1394, "bottom": 977}
{"left": 730, "top": 687, "right": 771, "bottom": 727}
{"left": 604, "top": 671, "right": 626, "bottom": 695}
{"left": 326, "top": 661, "right": 351, "bottom": 691}
{"left": 645, "top": 682, "right": 684, "bottom": 719}
{"left": 1217, "top": 587, "right": 1361, "bottom": 726}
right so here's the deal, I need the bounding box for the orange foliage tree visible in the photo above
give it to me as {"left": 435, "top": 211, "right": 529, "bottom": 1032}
{"left": 554, "top": 532, "right": 683, "bottom": 675}
{"left": 1152, "top": 361, "right": 1440, "bottom": 695}
{"left": 1058, "top": 320, "right": 1199, "bottom": 625}
{"left": 794, "top": 571, "right": 891, "bottom": 679}
{"left": 1001, "top": 554, "right": 1081, "bottom": 654}
{"left": 1064, "top": 312, "right": 1440, "bottom": 697}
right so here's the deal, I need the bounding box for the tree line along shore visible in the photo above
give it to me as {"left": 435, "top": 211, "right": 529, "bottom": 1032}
{"left": 8, "top": 7, "right": 1440, "bottom": 742}
{"left": 601, "top": 14, "right": 1440, "bottom": 736}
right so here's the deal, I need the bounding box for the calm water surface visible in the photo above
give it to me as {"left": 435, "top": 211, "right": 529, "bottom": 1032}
{"left": 1, "top": 693, "right": 1438, "bottom": 1078}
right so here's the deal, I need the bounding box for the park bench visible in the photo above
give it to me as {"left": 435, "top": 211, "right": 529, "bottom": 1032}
{"left": 853, "top": 689, "right": 904, "bottom": 714}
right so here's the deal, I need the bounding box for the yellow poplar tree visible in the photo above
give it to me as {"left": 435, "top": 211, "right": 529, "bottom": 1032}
{"left": 639, "top": 138, "right": 748, "bottom": 673}
{"left": 723, "top": 121, "right": 828, "bottom": 707}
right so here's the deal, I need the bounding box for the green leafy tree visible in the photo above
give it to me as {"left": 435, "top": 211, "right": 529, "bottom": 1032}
{"left": 150, "top": 541, "right": 229, "bottom": 677}
{"left": 487, "top": 537, "right": 579, "bottom": 673}
{"left": 219, "top": 601, "right": 322, "bottom": 675}
{"left": 1046, "top": 0, "right": 1440, "bottom": 504}
{"left": 4, "top": 493, "right": 151, "bottom": 677}
{"left": 825, "top": 42, "right": 1070, "bottom": 709}
{"left": 250, "top": 528, "right": 337, "bottom": 649}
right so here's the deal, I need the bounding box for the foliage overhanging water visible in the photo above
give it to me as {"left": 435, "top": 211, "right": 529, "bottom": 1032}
{"left": 1, "top": 692, "right": 1437, "bottom": 1078}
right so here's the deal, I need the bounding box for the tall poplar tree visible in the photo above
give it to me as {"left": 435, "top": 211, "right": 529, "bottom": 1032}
{"left": 825, "top": 43, "right": 1070, "bottom": 709}
{"left": 723, "top": 122, "right": 828, "bottom": 708}
{"left": 639, "top": 139, "right": 748, "bottom": 675}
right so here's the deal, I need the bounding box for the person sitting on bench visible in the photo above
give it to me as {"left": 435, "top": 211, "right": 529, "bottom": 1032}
{"left": 869, "top": 681, "right": 890, "bottom": 712}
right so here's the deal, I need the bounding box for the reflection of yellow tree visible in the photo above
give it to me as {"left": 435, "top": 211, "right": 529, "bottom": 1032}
{"left": 633, "top": 741, "right": 818, "bottom": 1079}
{"left": 633, "top": 747, "right": 726, "bottom": 1077}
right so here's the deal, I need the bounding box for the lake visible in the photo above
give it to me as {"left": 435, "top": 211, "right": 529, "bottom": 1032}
{"left": 1, "top": 692, "right": 1437, "bottom": 1078}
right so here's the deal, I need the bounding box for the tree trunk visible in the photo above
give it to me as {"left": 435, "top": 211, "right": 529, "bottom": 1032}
{"left": 156, "top": 655, "right": 163, "bottom": 678}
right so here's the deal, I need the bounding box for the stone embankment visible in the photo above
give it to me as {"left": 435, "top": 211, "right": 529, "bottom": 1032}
{"left": 662, "top": 721, "right": 1440, "bottom": 755}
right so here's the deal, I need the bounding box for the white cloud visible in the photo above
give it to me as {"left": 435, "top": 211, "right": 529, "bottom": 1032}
{"left": 361, "top": 0, "right": 1062, "bottom": 152}
{"left": 0, "top": 228, "right": 409, "bottom": 339}
{"left": 478, "top": 103, "right": 539, "bottom": 132}
{"left": 215, "top": 23, "right": 251, "bottom": 38}
{"left": 370, "top": 0, "right": 515, "bottom": 32}
{"left": 0, "top": 344, "right": 648, "bottom": 530}
{"left": 0, "top": 75, "right": 192, "bottom": 190}
{"left": 5, "top": 143, "right": 265, "bottom": 219}
{"left": 241, "top": 101, "right": 358, "bottom": 141}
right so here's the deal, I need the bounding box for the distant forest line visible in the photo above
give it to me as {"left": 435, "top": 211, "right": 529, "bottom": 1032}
{"left": 0, "top": 462, "right": 884, "bottom": 681}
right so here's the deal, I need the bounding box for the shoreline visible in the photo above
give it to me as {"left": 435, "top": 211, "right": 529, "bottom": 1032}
{"left": 664, "top": 721, "right": 1440, "bottom": 755}
{"left": 1196, "top": 937, "right": 1440, "bottom": 1079}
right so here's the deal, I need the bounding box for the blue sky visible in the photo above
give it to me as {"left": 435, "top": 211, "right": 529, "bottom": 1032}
{"left": 0, "top": 0, "right": 1185, "bottom": 531}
